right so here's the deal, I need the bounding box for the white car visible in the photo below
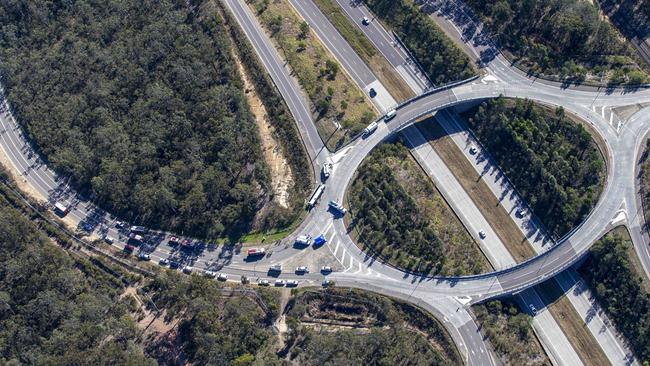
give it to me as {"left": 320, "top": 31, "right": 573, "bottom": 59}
{"left": 286, "top": 279, "right": 299, "bottom": 287}
{"left": 321, "top": 266, "right": 332, "bottom": 273}
{"left": 182, "top": 266, "right": 193, "bottom": 274}
{"left": 516, "top": 208, "right": 527, "bottom": 218}
{"left": 479, "top": 230, "right": 487, "bottom": 239}
{"left": 322, "top": 279, "right": 333, "bottom": 287}
{"left": 204, "top": 270, "right": 217, "bottom": 278}
{"left": 159, "top": 258, "right": 169, "bottom": 266}
{"left": 138, "top": 253, "right": 151, "bottom": 261}
{"left": 295, "top": 266, "right": 309, "bottom": 274}
{"left": 469, "top": 146, "right": 478, "bottom": 155}
{"left": 529, "top": 304, "right": 538, "bottom": 315}
{"left": 217, "top": 273, "right": 228, "bottom": 281}
{"left": 259, "top": 279, "right": 270, "bottom": 286}
{"left": 361, "top": 16, "right": 370, "bottom": 25}
{"left": 275, "top": 279, "right": 286, "bottom": 287}
{"left": 104, "top": 236, "right": 114, "bottom": 244}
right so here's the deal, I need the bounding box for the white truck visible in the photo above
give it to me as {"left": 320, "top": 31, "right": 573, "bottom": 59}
{"left": 384, "top": 109, "right": 397, "bottom": 122}
{"left": 328, "top": 200, "right": 347, "bottom": 215}
{"left": 322, "top": 162, "right": 333, "bottom": 179}
{"left": 363, "top": 121, "right": 378, "bottom": 136}
{"left": 307, "top": 184, "right": 325, "bottom": 208}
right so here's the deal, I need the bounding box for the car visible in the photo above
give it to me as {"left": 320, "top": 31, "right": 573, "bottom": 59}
{"left": 361, "top": 16, "right": 370, "bottom": 25}
{"left": 313, "top": 234, "right": 327, "bottom": 246}
{"left": 321, "top": 265, "right": 332, "bottom": 273}
{"left": 204, "top": 270, "right": 217, "bottom": 278}
{"left": 274, "top": 279, "right": 286, "bottom": 287}
{"left": 182, "top": 266, "right": 193, "bottom": 274}
{"left": 478, "top": 230, "right": 487, "bottom": 239}
{"left": 368, "top": 87, "right": 377, "bottom": 97}
{"left": 295, "top": 235, "right": 312, "bottom": 246}
{"left": 469, "top": 146, "right": 478, "bottom": 155}
{"left": 528, "top": 304, "right": 537, "bottom": 315}
{"left": 169, "top": 261, "right": 180, "bottom": 269}
{"left": 159, "top": 258, "right": 170, "bottom": 266}
{"left": 168, "top": 236, "right": 180, "bottom": 245}
{"left": 217, "top": 273, "right": 228, "bottom": 281}
{"left": 269, "top": 264, "right": 282, "bottom": 273}
{"left": 259, "top": 279, "right": 270, "bottom": 286}
{"left": 115, "top": 221, "right": 126, "bottom": 229}
{"left": 82, "top": 222, "right": 94, "bottom": 232}
{"left": 295, "top": 266, "right": 309, "bottom": 274}
{"left": 384, "top": 109, "right": 397, "bottom": 122}
{"left": 104, "top": 236, "right": 115, "bottom": 244}
{"left": 138, "top": 253, "right": 151, "bottom": 261}
{"left": 516, "top": 208, "right": 527, "bottom": 218}
{"left": 123, "top": 244, "right": 135, "bottom": 254}
{"left": 129, "top": 225, "right": 147, "bottom": 234}
{"left": 286, "top": 279, "right": 299, "bottom": 287}
{"left": 322, "top": 279, "right": 333, "bottom": 287}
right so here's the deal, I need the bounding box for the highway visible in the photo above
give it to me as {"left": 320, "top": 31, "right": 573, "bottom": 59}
{"left": 0, "top": 0, "right": 649, "bottom": 365}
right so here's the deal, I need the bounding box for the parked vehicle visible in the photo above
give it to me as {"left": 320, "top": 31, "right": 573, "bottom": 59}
{"left": 313, "top": 235, "right": 327, "bottom": 246}
{"left": 168, "top": 236, "right": 180, "bottom": 245}
{"left": 247, "top": 248, "right": 266, "bottom": 257}
{"left": 274, "top": 279, "right": 286, "bottom": 287}
{"left": 104, "top": 236, "right": 114, "bottom": 244}
{"left": 218, "top": 273, "right": 228, "bottom": 281}
{"left": 204, "top": 270, "right": 216, "bottom": 278}
{"left": 269, "top": 264, "right": 282, "bottom": 274}
{"left": 123, "top": 244, "right": 135, "bottom": 254}
{"left": 295, "top": 235, "right": 312, "bottom": 246}
{"left": 321, "top": 265, "right": 332, "bottom": 273}
{"left": 259, "top": 279, "right": 270, "bottom": 286}
{"left": 182, "top": 266, "right": 193, "bottom": 274}
{"left": 286, "top": 279, "right": 299, "bottom": 287}
{"left": 115, "top": 220, "right": 126, "bottom": 229}
{"left": 169, "top": 261, "right": 180, "bottom": 269}
{"left": 322, "top": 279, "right": 333, "bottom": 287}
{"left": 295, "top": 266, "right": 309, "bottom": 274}
{"left": 128, "top": 233, "right": 144, "bottom": 245}
{"left": 129, "top": 225, "right": 147, "bottom": 234}
{"left": 138, "top": 253, "right": 151, "bottom": 261}
{"left": 159, "top": 258, "right": 170, "bottom": 266}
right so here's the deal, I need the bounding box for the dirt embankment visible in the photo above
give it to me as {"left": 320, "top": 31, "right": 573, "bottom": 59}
{"left": 231, "top": 48, "right": 294, "bottom": 209}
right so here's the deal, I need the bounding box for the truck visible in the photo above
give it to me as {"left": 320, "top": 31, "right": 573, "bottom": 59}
{"left": 307, "top": 184, "right": 325, "bottom": 208}
{"left": 322, "top": 162, "right": 332, "bottom": 179}
{"left": 269, "top": 264, "right": 282, "bottom": 273}
{"left": 328, "top": 200, "right": 347, "bottom": 215}
{"left": 363, "top": 121, "right": 378, "bottom": 136}
{"left": 295, "top": 235, "right": 312, "bottom": 246}
{"left": 54, "top": 202, "right": 69, "bottom": 216}
{"left": 247, "top": 248, "right": 266, "bottom": 257}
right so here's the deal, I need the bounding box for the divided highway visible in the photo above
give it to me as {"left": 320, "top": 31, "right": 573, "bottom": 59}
{"left": 0, "top": 0, "right": 649, "bottom": 365}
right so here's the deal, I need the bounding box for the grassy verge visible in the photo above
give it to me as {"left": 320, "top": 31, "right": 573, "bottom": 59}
{"left": 535, "top": 279, "right": 610, "bottom": 366}
{"left": 416, "top": 117, "right": 536, "bottom": 262}
{"left": 348, "top": 141, "right": 490, "bottom": 275}
{"left": 311, "top": 0, "right": 415, "bottom": 101}
{"left": 578, "top": 227, "right": 650, "bottom": 360}
{"left": 473, "top": 299, "right": 550, "bottom": 366}
{"left": 247, "top": 0, "right": 377, "bottom": 150}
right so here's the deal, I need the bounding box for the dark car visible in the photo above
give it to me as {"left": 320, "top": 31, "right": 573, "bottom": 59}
{"left": 169, "top": 261, "right": 180, "bottom": 269}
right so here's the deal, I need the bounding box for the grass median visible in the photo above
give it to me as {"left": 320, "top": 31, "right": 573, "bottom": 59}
{"left": 247, "top": 0, "right": 377, "bottom": 151}
{"left": 311, "top": 0, "right": 415, "bottom": 101}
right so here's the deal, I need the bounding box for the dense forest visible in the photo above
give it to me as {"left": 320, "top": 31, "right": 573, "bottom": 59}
{"left": 0, "top": 0, "right": 297, "bottom": 238}
{"left": 463, "top": 98, "right": 605, "bottom": 238}
{"left": 473, "top": 300, "right": 549, "bottom": 366}
{"left": 349, "top": 142, "right": 487, "bottom": 275}
{"left": 579, "top": 229, "right": 650, "bottom": 362}
{"left": 363, "top": 0, "right": 476, "bottom": 85}
{"left": 0, "top": 196, "right": 154, "bottom": 364}
{"left": 639, "top": 139, "right": 650, "bottom": 232}
{"left": 463, "top": 0, "right": 649, "bottom": 84}
{"left": 285, "top": 289, "right": 461, "bottom": 365}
